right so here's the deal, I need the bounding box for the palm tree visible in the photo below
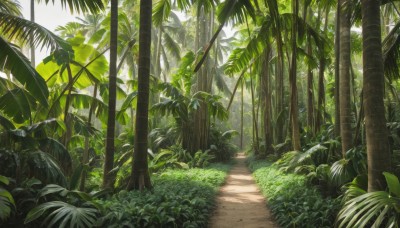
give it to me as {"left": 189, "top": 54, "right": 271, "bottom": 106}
{"left": 361, "top": 0, "right": 391, "bottom": 192}
{"left": 128, "top": 0, "right": 152, "bottom": 191}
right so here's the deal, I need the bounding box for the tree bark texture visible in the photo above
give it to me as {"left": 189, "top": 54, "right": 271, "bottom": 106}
{"left": 339, "top": 0, "right": 353, "bottom": 156}
{"left": 102, "top": 0, "right": 118, "bottom": 190}
{"left": 290, "top": 0, "right": 301, "bottom": 151}
{"left": 128, "top": 0, "right": 152, "bottom": 190}
{"left": 361, "top": 0, "right": 391, "bottom": 192}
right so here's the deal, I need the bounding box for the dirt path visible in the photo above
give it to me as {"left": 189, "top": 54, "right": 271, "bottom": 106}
{"left": 209, "top": 153, "right": 278, "bottom": 228}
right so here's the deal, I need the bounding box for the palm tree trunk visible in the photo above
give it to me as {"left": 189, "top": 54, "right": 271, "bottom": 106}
{"left": 265, "top": 0, "right": 285, "bottom": 144}
{"left": 334, "top": 2, "right": 341, "bottom": 142}
{"left": 315, "top": 5, "right": 329, "bottom": 134}
{"left": 30, "top": 0, "right": 35, "bottom": 67}
{"left": 128, "top": 0, "right": 152, "bottom": 191}
{"left": 339, "top": 0, "right": 353, "bottom": 156}
{"left": 290, "top": 0, "right": 301, "bottom": 151}
{"left": 241, "top": 79, "right": 244, "bottom": 150}
{"left": 102, "top": 0, "right": 118, "bottom": 190}
{"left": 80, "top": 84, "right": 98, "bottom": 191}
{"left": 262, "top": 47, "right": 274, "bottom": 154}
{"left": 361, "top": 0, "right": 391, "bottom": 192}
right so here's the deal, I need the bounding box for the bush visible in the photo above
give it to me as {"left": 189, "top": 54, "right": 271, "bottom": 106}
{"left": 98, "top": 164, "right": 230, "bottom": 227}
{"left": 248, "top": 158, "right": 340, "bottom": 228}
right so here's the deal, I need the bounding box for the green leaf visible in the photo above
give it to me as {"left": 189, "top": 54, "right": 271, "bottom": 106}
{"left": 0, "top": 88, "right": 33, "bottom": 124}
{"left": 0, "top": 37, "right": 49, "bottom": 106}
{"left": 0, "top": 176, "right": 9, "bottom": 185}
{"left": 38, "top": 0, "right": 104, "bottom": 14}
{"left": 383, "top": 172, "right": 400, "bottom": 197}
{"left": 0, "top": 188, "right": 15, "bottom": 221}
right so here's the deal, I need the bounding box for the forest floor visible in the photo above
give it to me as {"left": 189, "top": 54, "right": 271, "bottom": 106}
{"left": 209, "top": 153, "right": 278, "bottom": 228}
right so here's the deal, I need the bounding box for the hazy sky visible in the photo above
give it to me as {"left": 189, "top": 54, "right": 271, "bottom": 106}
{"left": 20, "top": 1, "right": 79, "bottom": 63}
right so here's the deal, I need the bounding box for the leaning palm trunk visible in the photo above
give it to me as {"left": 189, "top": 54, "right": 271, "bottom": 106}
{"left": 361, "top": 0, "right": 391, "bottom": 192}
{"left": 128, "top": 0, "right": 152, "bottom": 190}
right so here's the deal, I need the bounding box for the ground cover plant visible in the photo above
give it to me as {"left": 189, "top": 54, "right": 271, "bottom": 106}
{"left": 98, "top": 163, "right": 231, "bottom": 228}
{"left": 247, "top": 157, "right": 341, "bottom": 228}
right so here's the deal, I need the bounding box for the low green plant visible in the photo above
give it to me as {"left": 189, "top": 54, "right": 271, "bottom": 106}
{"left": 248, "top": 158, "right": 340, "bottom": 227}
{"left": 24, "top": 184, "right": 102, "bottom": 228}
{"left": 0, "top": 175, "right": 15, "bottom": 222}
{"left": 207, "top": 127, "right": 238, "bottom": 162}
{"left": 98, "top": 164, "right": 230, "bottom": 228}
{"left": 190, "top": 150, "right": 214, "bottom": 168}
{"left": 337, "top": 172, "right": 400, "bottom": 227}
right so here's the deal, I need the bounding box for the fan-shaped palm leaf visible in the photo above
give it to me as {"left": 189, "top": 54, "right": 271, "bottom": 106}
{"left": 25, "top": 201, "right": 99, "bottom": 228}
{"left": 28, "top": 151, "right": 67, "bottom": 186}
{"left": 337, "top": 172, "right": 400, "bottom": 228}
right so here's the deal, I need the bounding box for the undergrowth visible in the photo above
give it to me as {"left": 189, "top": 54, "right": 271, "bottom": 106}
{"left": 247, "top": 157, "right": 341, "bottom": 228}
{"left": 98, "top": 163, "right": 230, "bottom": 228}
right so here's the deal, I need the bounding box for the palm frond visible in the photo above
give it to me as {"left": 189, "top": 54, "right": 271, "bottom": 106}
{"left": 153, "top": 0, "right": 171, "bottom": 27}
{"left": 0, "top": 37, "right": 49, "bottom": 107}
{"left": 38, "top": 0, "right": 104, "bottom": 14}
{"left": 162, "top": 30, "right": 181, "bottom": 60}
{"left": 0, "top": 88, "right": 33, "bottom": 124}
{"left": 25, "top": 201, "right": 99, "bottom": 228}
{"left": 224, "top": 16, "right": 271, "bottom": 75}
{"left": 28, "top": 151, "right": 67, "bottom": 186}
{"left": 0, "top": 12, "right": 72, "bottom": 52}
{"left": 383, "top": 20, "right": 400, "bottom": 80}
{"left": 0, "top": 0, "right": 22, "bottom": 15}
{"left": 39, "top": 138, "right": 72, "bottom": 174}
{"left": 217, "top": 0, "right": 255, "bottom": 25}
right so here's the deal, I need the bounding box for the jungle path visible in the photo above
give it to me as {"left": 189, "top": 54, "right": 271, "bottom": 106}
{"left": 209, "top": 153, "right": 278, "bottom": 228}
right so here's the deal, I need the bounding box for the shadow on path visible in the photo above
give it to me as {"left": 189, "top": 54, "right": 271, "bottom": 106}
{"left": 209, "top": 153, "right": 278, "bottom": 228}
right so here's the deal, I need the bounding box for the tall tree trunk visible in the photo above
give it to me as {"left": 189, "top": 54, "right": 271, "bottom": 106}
{"left": 361, "top": 0, "right": 391, "bottom": 192}
{"left": 315, "top": 5, "right": 329, "bottom": 134}
{"left": 128, "top": 0, "right": 152, "bottom": 190}
{"left": 261, "top": 47, "right": 274, "bottom": 154}
{"left": 290, "top": 0, "right": 301, "bottom": 151}
{"left": 334, "top": 2, "right": 341, "bottom": 142}
{"left": 80, "top": 84, "right": 98, "bottom": 191}
{"left": 339, "top": 0, "right": 352, "bottom": 156}
{"left": 193, "top": 7, "right": 210, "bottom": 152}
{"left": 240, "top": 78, "right": 244, "bottom": 150}
{"left": 102, "top": 0, "right": 118, "bottom": 190}
{"left": 267, "top": 0, "right": 285, "bottom": 144}
{"left": 30, "top": 0, "right": 35, "bottom": 67}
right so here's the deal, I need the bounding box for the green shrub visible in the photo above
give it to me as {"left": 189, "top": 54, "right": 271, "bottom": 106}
{"left": 98, "top": 164, "right": 230, "bottom": 227}
{"left": 248, "top": 158, "right": 340, "bottom": 228}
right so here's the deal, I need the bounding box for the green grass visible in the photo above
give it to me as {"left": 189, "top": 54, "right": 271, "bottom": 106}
{"left": 98, "top": 163, "right": 231, "bottom": 228}
{"left": 248, "top": 157, "right": 341, "bottom": 228}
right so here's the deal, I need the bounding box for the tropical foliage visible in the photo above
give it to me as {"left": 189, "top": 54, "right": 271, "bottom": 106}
{"left": 1, "top": 0, "right": 400, "bottom": 226}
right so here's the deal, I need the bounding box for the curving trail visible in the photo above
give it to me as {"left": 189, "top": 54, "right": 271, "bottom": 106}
{"left": 209, "top": 153, "right": 278, "bottom": 228}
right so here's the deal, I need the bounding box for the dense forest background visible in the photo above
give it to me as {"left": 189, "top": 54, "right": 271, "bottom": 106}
{"left": 1, "top": 0, "right": 400, "bottom": 227}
